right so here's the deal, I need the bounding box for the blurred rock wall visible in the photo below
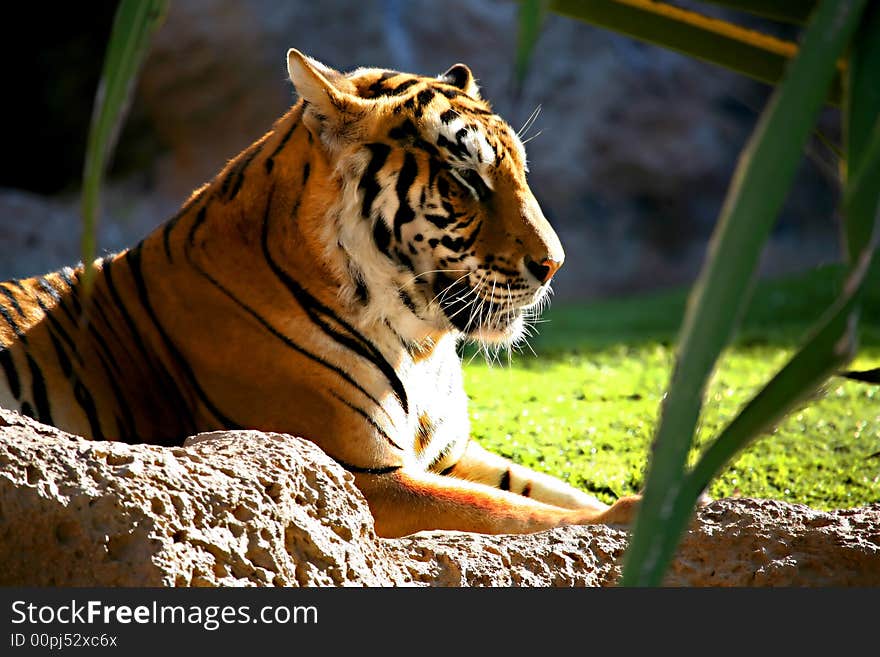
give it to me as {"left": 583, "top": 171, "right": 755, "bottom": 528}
{"left": 0, "top": 0, "right": 841, "bottom": 299}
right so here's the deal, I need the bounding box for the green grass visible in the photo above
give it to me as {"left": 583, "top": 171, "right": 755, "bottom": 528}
{"left": 463, "top": 263, "right": 880, "bottom": 510}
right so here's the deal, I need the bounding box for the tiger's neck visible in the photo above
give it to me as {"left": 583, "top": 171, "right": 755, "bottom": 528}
{"left": 142, "top": 103, "right": 447, "bottom": 356}
{"left": 148, "top": 103, "right": 445, "bottom": 356}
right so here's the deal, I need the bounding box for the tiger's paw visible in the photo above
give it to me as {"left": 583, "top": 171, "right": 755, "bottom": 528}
{"left": 566, "top": 494, "right": 641, "bottom": 527}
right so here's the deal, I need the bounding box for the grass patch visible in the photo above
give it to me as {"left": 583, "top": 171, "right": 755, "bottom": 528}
{"left": 463, "top": 263, "right": 880, "bottom": 510}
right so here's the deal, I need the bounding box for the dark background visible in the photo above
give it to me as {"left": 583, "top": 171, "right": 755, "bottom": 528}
{"left": 0, "top": 0, "right": 843, "bottom": 300}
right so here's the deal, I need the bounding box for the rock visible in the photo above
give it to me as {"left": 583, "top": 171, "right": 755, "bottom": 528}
{"left": 1, "top": 408, "right": 877, "bottom": 586}
{"left": 0, "top": 409, "right": 410, "bottom": 586}
{"left": 667, "top": 498, "right": 880, "bottom": 586}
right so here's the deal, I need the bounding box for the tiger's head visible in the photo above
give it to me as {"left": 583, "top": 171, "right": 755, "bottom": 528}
{"left": 287, "top": 49, "right": 564, "bottom": 349}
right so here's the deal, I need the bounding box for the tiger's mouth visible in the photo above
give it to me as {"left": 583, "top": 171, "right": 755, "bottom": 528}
{"left": 432, "top": 272, "right": 528, "bottom": 344}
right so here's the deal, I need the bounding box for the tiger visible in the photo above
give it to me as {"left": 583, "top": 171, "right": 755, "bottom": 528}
{"left": 0, "top": 50, "right": 639, "bottom": 537}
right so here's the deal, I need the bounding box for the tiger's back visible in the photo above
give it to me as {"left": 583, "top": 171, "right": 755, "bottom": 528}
{"left": 0, "top": 50, "right": 639, "bottom": 536}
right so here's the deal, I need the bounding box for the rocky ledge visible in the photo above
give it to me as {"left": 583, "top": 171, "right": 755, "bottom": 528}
{"left": 1, "top": 408, "right": 877, "bottom": 586}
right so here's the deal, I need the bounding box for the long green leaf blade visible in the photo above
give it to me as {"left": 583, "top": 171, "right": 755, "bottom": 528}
{"left": 684, "top": 243, "right": 876, "bottom": 513}
{"left": 620, "top": 0, "right": 869, "bottom": 587}
{"left": 547, "top": 0, "right": 842, "bottom": 104}
{"left": 515, "top": 0, "right": 545, "bottom": 94}
{"left": 844, "top": 3, "right": 880, "bottom": 264}
{"left": 700, "top": 1, "right": 816, "bottom": 25}
{"left": 840, "top": 367, "right": 880, "bottom": 384}
{"left": 80, "top": 0, "right": 168, "bottom": 293}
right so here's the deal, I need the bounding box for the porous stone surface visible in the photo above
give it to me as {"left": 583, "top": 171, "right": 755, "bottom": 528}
{"left": 0, "top": 409, "right": 409, "bottom": 586}
{"left": 1, "top": 408, "right": 878, "bottom": 587}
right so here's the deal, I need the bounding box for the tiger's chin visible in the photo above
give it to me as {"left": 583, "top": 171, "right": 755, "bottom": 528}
{"left": 463, "top": 310, "right": 526, "bottom": 347}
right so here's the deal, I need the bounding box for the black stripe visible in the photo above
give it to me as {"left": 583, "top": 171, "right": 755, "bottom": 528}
{"left": 437, "top": 176, "right": 450, "bottom": 198}
{"left": 187, "top": 206, "right": 208, "bottom": 252}
{"left": 192, "top": 261, "right": 392, "bottom": 423}
{"left": 426, "top": 213, "right": 453, "bottom": 229}
{"left": 366, "top": 70, "right": 401, "bottom": 98}
{"left": 41, "top": 280, "right": 78, "bottom": 328}
{"left": 329, "top": 390, "right": 402, "bottom": 452}
{"left": 37, "top": 277, "right": 60, "bottom": 301}
{"left": 93, "top": 349, "right": 138, "bottom": 443}
{"left": 0, "top": 348, "right": 20, "bottom": 399}
{"left": 438, "top": 87, "right": 463, "bottom": 100}
{"left": 265, "top": 118, "right": 299, "bottom": 174}
{"left": 163, "top": 209, "right": 184, "bottom": 262}
{"left": 260, "top": 185, "right": 410, "bottom": 414}
{"left": 372, "top": 218, "right": 392, "bottom": 257}
{"left": 85, "top": 287, "right": 138, "bottom": 379}
{"left": 28, "top": 287, "right": 81, "bottom": 364}
{"left": 454, "top": 213, "right": 478, "bottom": 230}
{"left": 73, "top": 379, "right": 104, "bottom": 441}
{"left": 354, "top": 273, "right": 370, "bottom": 305}
{"left": 20, "top": 401, "right": 34, "bottom": 419}
{"left": 399, "top": 96, "right": 416, "bottom": 115}
{"left": 57, "top": 269, "right": 83, "bottom": 318}
{"left": 427, "top": 158, "right": 443, "bottom": 189}
{"left": 415, "top": 88, "right": 435, "bottom": 116}
{"left": 220, "top": 155, "right": 244, "bottom": 197}
{"left": 46, "top": 330, "right": 72, "bottom": 378}
{"left": 439, "top": 109, "right": 458, "bottom": 123}
{"left": 228, "top": 141, "right": 264, "bottom": 200}
{"left": 0, "top": 283, "right": 25, "bottom": 319}
{"left": 302, "top": 162, "right": 310, "bottom": 186}
{"left": 221, "top": 141, "right": 265, "bottom": 201}
{"left": 395, "top": 250, "right": 415, "bottom": 273}
{"left": 389, "top": 119, "right": 419, "bottom": 142}
{"left": 102, "top": 256, "right": 197, "bottom": 434}
{"left": 521, "top": 482, "right": 532, "bottom": 498}
{"left": 125, "top": 245, "right": 241, "bottom": 430}
{"left": 86, "top": 313, "right": 124, "bottom": 378}
{"left": 440, "top": 221, "right": 482, "bottom": 253}
{"left": 25, "top": 354, "right": 52, "bottom": 426}
{"left": 0, "top": 304, "right": 25, "bottom": 339}
{"left": 499, "top": 468, "right": 511, "bottom": 491}
{"left": 398, "top": 290, "right": 417, "bottom": 313}
{"left": 439, "top": 463, "right": 456, "bottom": 476}
{"left": 80, "top": 295, "right": 138, "bottom": 437}
{"left": 382, "top": 78, "right": 418, "bottom": 97}
{"left": 162, "top": 189, "right": 206, "bottom": 262}
{"left": 334, "top": 458, "right": 402, "bottom": 475}
{"left": 393, "top": 152, "right": 418, "bottom": 241}
{"left": 359, "top": 143, "right": 391, "bottom": 219}
{"left": 437, "top": 133, "right": 470, "bottom": 160}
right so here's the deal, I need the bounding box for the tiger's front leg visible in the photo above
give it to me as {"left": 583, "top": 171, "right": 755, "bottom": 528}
{"left": 352, "top": 440, "right": 640, "bottom": 538}
{"left": 444, "top": 439, "right": 612, "bottom": 512}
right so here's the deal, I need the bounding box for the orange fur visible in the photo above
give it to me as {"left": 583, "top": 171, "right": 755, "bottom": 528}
{"left": 0, "top": 51, "right": 639, "bottom": 536}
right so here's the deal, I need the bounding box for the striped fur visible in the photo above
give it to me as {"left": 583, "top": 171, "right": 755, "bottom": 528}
{"left": 0, "top": 51, "right": 639, "bottom": 536}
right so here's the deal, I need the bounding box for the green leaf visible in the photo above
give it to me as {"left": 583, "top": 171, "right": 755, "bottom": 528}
{"left": 844, "top": 3, "right": 880, "bottom": 265}
{"left": 80, "top": 0, "right": 168, "bottom": 293}
{"left": 547, "top": 0, "right": 842, "bottom": 105}
{"left": 515, "top": 0, "right": 545, "bottom": 94}
{"left": 684, "top": 244, "right": 876, "bottom": 505}
{"left": 699, "top": 1, "right": 817, "bottom": 25}
{"left": 840, "top": 368, "right": 880, "bottom": 384}
{"left": 619, "top": 0, "right": 869, "bottom": 587}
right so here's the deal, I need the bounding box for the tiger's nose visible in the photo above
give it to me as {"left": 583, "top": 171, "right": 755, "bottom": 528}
{"left": 524, "top": 256, "right": 563, "bottom": 285}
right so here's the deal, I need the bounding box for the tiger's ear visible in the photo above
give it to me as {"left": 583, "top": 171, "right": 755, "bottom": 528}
{"left": 439, "top": 63, "right": 480, "bottom": 99}
{"left": 287, "top": 49, "right": 367, "bottom": 131}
